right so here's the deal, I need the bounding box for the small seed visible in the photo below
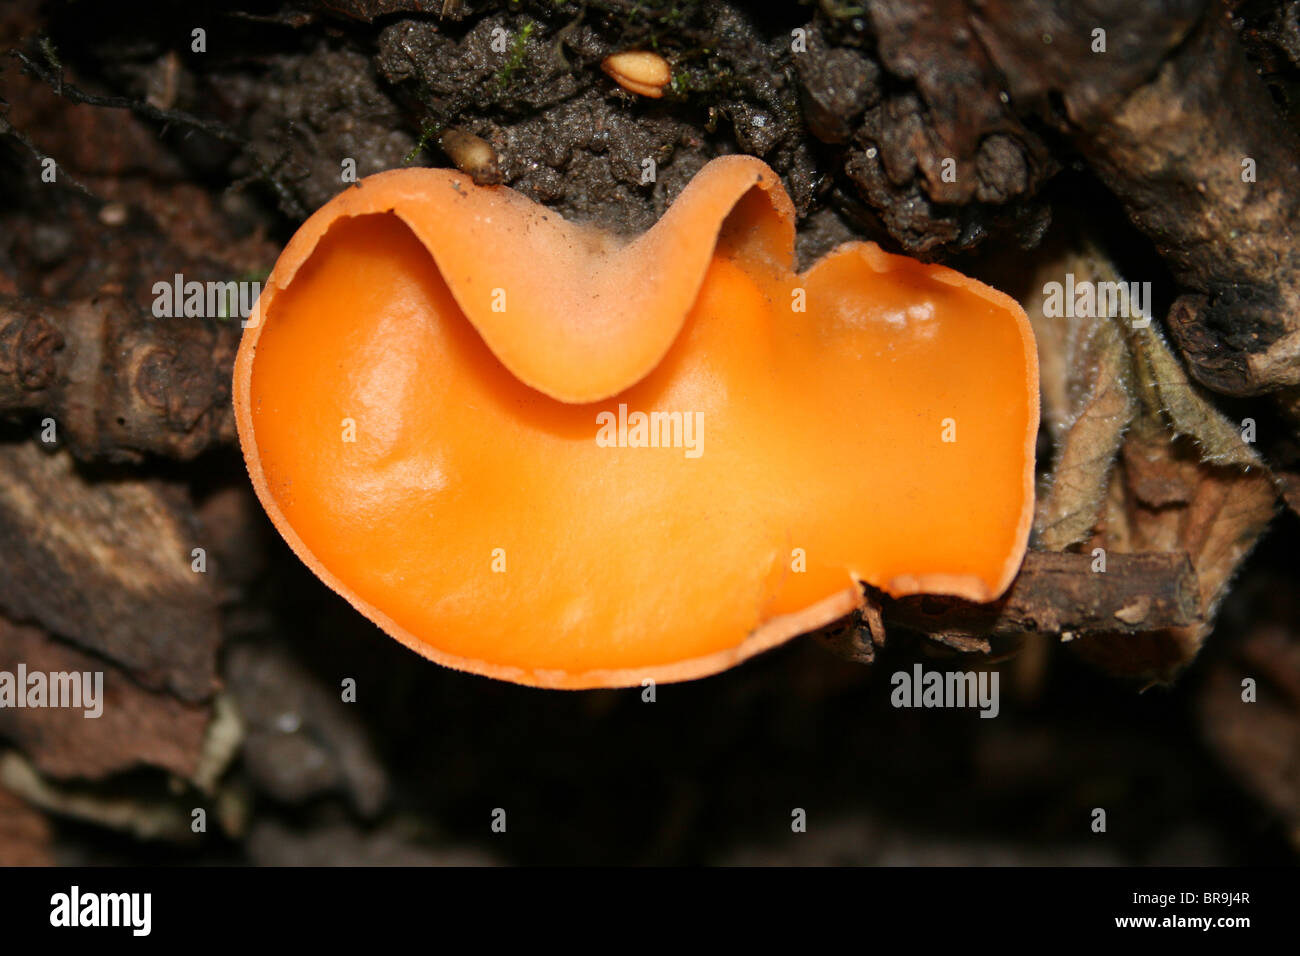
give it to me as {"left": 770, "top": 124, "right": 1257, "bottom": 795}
{"left": 601, "top": 51, "right": 672, "bottom": 99}
{"left": 438, "top": 128, "right": 502, "bottom": 186}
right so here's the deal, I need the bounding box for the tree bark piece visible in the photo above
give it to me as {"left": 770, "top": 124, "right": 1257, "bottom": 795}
{"left": 0, "top": 782, "right": 53, "bottom": 866}
{"left": 974, "top": 0, "right": 1300, "bottom": 398}
{"left": 880, "top": 550, "right": 1200, "bottom": 642}
{"left": 0, "top": 617, "right": 210, "bottom": 780}
{"left": 0, "top": 441, "right": 220, "bottom": 701}
{"left": 0, "top": 295, "right": 238, "bottom": 463}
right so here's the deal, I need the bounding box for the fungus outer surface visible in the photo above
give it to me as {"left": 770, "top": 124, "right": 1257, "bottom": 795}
{"left": 234, "top": 156, "right": 1039, "bottom": 688}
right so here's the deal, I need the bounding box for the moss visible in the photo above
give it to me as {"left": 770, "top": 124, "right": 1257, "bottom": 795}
{"left": 495, "top": 20, "right": 536, "bottom": 90}
{"left": 820, "top": 1, "right": 867, "bottom": 17}
{"left": 403, "top": 122, "right": 442, "bottom": 165}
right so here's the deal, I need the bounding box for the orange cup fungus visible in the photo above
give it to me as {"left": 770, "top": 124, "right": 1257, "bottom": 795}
{"left": 233, "top": 155, "right": 1038, "bottom": 689}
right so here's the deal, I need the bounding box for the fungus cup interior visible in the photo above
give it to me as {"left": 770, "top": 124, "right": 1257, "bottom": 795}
{"left": 234, "top": 156, "right": 1038, "bottom": 689}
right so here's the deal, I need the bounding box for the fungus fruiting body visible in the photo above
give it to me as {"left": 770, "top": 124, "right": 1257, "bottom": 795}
{"left": 233, "top": 156, "right": 1038, "bottom": 689}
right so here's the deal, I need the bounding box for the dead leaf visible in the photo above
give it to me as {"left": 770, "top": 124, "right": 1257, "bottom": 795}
{"left": 1008, "top": 229, "right": 1279, "bottom": 681}
{"left": 1025, "top": 243, "right": 1137, "bottom": 550}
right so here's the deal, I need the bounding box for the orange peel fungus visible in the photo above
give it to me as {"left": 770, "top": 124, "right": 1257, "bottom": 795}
{"left": 233, "top": 155, "right": 1038, "bottom": 689}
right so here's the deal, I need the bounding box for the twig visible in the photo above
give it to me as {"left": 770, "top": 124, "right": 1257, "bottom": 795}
{"left": 880, "top": 551, "right": 1200, "bottom": 642}
{"left": 0, "top": 295, "right": 238, "bottom": 463}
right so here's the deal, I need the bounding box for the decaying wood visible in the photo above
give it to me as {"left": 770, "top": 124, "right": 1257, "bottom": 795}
{"left": 0, "top": 750, "right": 200, "bottom": 843}
{"left": 971, "top": 0, "right": 1300, "bottom": 403}
{"left": 0, "top": 441, "right": 221, "bottom": 701}
{"left": 878, "top": 551, "right": 1200, "bottom": 644}
{"left": 820, "top": 550, "right": 1200, "bottom": 664}
{"left": 0, "top": 782, "right": 53, "bottom": 866}
{"left": 834, "top": 0, "right": 1057, "bottom": 255}
{"left": 8, "top": 48, "right": 311, "bottom": 220}
{"left": 0, "top": 294, "right": 238, "bottom": 463}
{"left": 0, "top": 617, "right": 210, "bottom": 780}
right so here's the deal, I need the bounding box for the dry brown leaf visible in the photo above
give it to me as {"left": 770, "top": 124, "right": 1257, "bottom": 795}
{"left": 1079, "top": 324, "right": 1278, "bottom": 682}
{"left": 1009, "top": 231, "right": 1279, "bottom": 681}
{"left": 1025, "top": 244, "right": 1136, "bottom": 550}
{"left": 1081, "top": 425, "right": 1278, "bottom": 681}
{"left": 1126, "top": 319, "right": 1262, "bottom": 468}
